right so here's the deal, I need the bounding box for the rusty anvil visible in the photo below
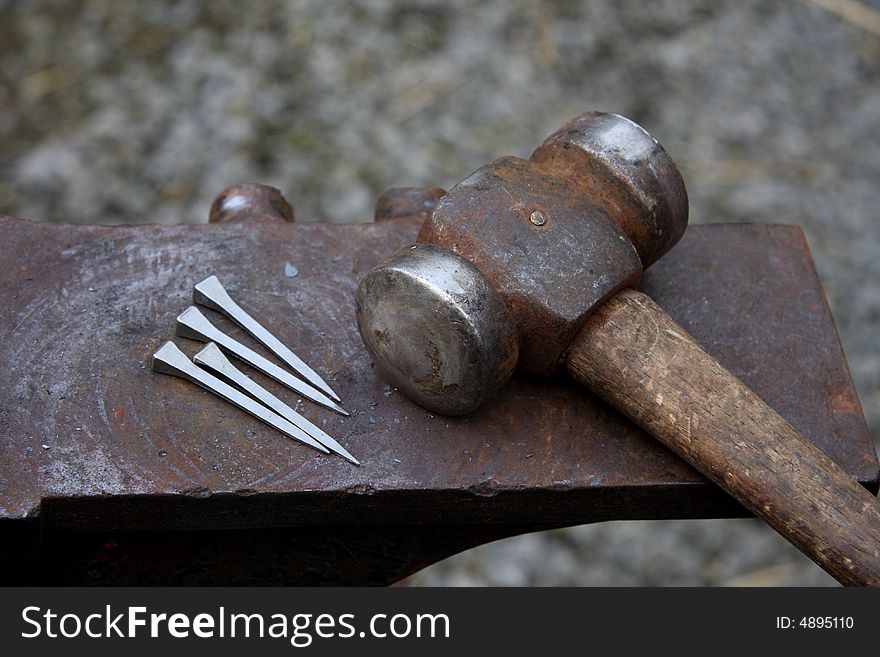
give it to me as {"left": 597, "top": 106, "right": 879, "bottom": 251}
{"left": 355, "top": 112, "right": 880, "bottom": 586}
{"left": 0, "top": 141, "right": 876, "bottom": 586}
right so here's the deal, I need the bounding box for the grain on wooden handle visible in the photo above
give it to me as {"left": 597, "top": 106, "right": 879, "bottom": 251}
{"left": 566, "top": 289, "right": 880, "bottom": 586}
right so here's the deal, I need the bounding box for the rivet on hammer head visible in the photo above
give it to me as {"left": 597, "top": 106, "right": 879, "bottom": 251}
{"left": 529, "top": 210, "right": 547, "bottom": 226}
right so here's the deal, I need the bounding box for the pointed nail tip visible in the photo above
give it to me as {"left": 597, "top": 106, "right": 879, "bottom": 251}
{"left": 321, "top": 386, "right": 342, "bottom": 402}
{"left": 327, "top": 448, "right": 359, "bottom": 466}
{"left": 331, "top": 448, "right": 359, "bottom": 465}
{"left": 307, "top": 379, "right": 341, "bottom": 403}
{"left": 326, "top": 401, "right": 350, "bottom": 416}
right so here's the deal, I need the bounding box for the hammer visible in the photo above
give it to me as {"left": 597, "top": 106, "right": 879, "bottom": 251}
{"left": 355, "top": 112, "right": 880, "bottom": 586}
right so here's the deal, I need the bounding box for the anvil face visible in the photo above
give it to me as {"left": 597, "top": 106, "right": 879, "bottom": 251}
{"left": 419, "top": 156, "right": 643, "bottom": 377}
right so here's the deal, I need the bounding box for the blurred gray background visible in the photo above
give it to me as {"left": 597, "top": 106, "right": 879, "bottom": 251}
{"left": 1, "top": 0, "right": 877, "bottom": 585}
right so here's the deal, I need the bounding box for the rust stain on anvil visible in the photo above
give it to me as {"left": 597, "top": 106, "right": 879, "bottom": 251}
{"left": 0, "top": 215, "right": 875, "bottom": 530}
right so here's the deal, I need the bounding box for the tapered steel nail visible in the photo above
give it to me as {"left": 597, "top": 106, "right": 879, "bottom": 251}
{"left": 150, "top": 341, "right": 330, "bottom": 456}
{"left": 194, "top": 342, "right": 359, "bottom": 466}
{"left": 193, "top": 275, "right": 343, "bottom": 403}
{"left": 176, "top": 306, "right": 349, "bottom": 416}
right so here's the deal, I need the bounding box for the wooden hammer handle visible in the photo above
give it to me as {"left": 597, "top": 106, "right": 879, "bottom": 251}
{"left": 566, "top": 289, "right": 880, "bottom": 586}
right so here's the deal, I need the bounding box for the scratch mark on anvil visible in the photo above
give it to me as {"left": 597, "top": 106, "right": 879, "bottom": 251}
{"left": 159, "top": 401, "right": 206, "bottom": 483}
{"left": 83, "top": 420, "right": 148, "bottom": 485}
{"left": 245, "top": 464, "right": 289, "bottom": 489}
{"left": 126, "top": 394, "right": 141, "bottom": 425}
{"left": 267, "top": 460, "right": 321, "bottom": 489}
{"left": 11, "top": 293, "right": 54, "bottom": 335}
{"left": 121, "top": 393, "right": 183, "bottom": 484}
{"left": 117, "top": 393, "right": 173, "bottom": 485}
{"left": 97, "top": 397, "right": 111, "bottom": 431}
{"left": 77, "top": 421, "right": 94, "bottom": 442}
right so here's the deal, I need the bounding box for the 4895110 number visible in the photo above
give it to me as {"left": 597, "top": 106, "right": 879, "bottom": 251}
{"left": 776, "top": 616, "right": 854, "bottom": 629}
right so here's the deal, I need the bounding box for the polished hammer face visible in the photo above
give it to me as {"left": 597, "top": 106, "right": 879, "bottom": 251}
{"left": 355, "top": 244, "right": 518, "bottom": 416}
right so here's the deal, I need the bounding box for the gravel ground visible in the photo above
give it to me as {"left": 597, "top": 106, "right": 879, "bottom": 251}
{"left": 1, "top": 0, "right": 877, "bottom": 586}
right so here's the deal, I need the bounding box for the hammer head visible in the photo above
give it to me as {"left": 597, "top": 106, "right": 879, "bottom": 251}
{"left": 356, "top": 112, "right": 688, "bottom": 414}
{"left": 356, "top": 244, "right": 519, "bottom": 415}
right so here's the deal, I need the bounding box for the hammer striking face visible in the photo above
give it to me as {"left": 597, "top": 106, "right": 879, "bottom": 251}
{"left": 356, "top": 243, "right": 519, "bottom": 415}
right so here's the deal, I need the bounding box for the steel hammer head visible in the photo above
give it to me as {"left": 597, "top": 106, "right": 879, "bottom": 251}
{"left": 356, "top": 112, "right": 688, "bottom": 414}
